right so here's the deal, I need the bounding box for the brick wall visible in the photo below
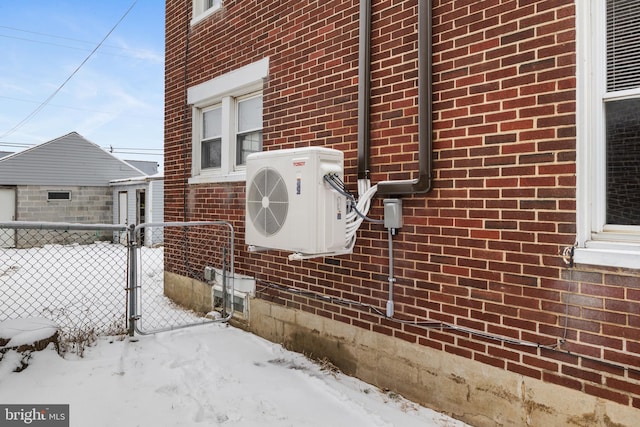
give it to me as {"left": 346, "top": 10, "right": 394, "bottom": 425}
{"left": 165, "top": 0, "right": 640, "bottom": 414}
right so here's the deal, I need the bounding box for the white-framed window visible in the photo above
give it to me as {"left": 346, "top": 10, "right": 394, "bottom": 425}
{"left": 576, "top": 0, "right": 640, "bottom": 269}
{"left": 191, "top": 0, "right": 222, "bottom": 26}
{"left": 187, "top": 58, "right": 269, "bottom": 184}
{"left": 235, "top": 95, "right": 264, "bottom": 165}
{"left": 201, "top": 105, "right": 222, "bottom": 170}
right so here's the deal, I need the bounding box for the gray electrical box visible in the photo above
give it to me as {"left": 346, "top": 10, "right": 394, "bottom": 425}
{"left": 383, "top": 199, "right": 403, "bottom": 229}
{"left": 204, "top": 266, "right": 216, "bottom": 282}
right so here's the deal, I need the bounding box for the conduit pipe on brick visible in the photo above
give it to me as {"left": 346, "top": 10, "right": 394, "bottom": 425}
{"left": 357, "top": 0, "right": 372, "bottom": 182}
{"left": 358, "top": 0, "right": 433, "bottom": 196}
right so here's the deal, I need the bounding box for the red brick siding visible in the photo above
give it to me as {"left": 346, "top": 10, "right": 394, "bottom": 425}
{"left": 164, "top": 0, "right": 640, "bottom": 408}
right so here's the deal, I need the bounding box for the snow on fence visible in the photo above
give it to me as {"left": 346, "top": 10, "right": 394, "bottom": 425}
{"left": 0, "top": 221, "right": 235, "bottom": 348}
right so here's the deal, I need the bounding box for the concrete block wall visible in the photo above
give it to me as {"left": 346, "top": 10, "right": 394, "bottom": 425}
{"left": 17, "top": 186, "right": 112, "bottom": 223}
{"left": 16, "top": 185, "right": 113, "bottom": 247}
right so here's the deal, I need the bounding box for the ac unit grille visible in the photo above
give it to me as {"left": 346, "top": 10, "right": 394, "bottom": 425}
{"left": 247, "top": 167, "right": 289, "bottom": 236}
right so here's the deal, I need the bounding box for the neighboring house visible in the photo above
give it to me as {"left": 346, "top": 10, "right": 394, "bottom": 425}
{"left": 164, "top": 1, "right": 640, "bottom": 426}
{"left": 110, "top": 173, "right": 164, "bottom": 246}
{"left": 0, "top": 132, "right": 146, "bottom": 247}
{"left": 123, "top": 160, "right": 159, "bottom": 176}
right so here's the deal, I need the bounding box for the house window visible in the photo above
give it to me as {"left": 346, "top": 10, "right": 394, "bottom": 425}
{"left": 604, "top": 2, "right": 640, "bottom": 226}
{"left": 201, "top": 106, "right": 222, "bottom": 169}
{"left": 194, "top": 93, "right": 262, "bottom": 178}
{"left": 47, "top": 191, "right": 71, "bottom": 201}
{"left": 236, "top": 95, "right": 263, "bottom": 165}
{"left": 191, "top": 0, "right": 222, "bottom": 26}
{"left": 187, "top": 58, "right": 269, "bottom": 184}
{"left": 576, "top": 0, "right": 640, "bottom": 268}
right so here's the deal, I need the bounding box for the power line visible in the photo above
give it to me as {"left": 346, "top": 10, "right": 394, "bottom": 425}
{"left": 0, "top": 142, "right": 162, "bottom": 155}
{"left": 0, "top": 24, "right": 133, "bottom": 51}
{"left": 0, "top": 95, "right": 159, "bottom": 117}
{"left": 0, "top": 33, "right": 93, "bottom": 52}
{"left": 0, "top": 1, "right": 138, "bottom": 140}
{"left": 0, "top": 142, "right": 33, "bottom": 149}
{"left": 0, "top": 33, "right": 152, "bottom": 60}
{"left": 107, "top": 147, "right": 162, "bottom": 152}
{"left": 110, "top": 151, "right": 163, "bottom": 156}
{"left": 106, "top": 146, "right": 163, "bottom": 155}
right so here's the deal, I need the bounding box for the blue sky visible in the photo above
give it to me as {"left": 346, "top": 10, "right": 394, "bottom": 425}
{"left": 0, "top": 1, "right": 164, "bottom": 163}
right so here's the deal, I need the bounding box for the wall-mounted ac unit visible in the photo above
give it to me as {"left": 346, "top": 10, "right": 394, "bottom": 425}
{"left": 245, "top": 147, "right": 346, "bottom": 255}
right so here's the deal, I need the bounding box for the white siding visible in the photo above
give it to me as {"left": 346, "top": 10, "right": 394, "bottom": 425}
{"left": 149, "top": 179, "right": 164, "bottom": 224}
{"left": 111, "top": 177, "right": 164, "bottom": 246}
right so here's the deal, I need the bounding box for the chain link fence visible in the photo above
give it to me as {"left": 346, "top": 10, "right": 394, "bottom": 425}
{"left": 0, "top": 221, "right": 235, "bottom": 350}
{"left": 131, "top": 221, "right": 235, "bottom": 335}
{"left": 0, "top": 223, "right": 129, "bottom": 352}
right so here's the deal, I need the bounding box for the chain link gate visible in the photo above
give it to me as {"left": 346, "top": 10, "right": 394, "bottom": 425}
{"left": 130, "top": 221, "right": 235, "bottom": 335}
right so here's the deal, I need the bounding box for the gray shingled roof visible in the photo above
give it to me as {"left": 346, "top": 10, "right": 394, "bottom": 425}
{"left": 0, "top": 132, "right": 145, "bottom": 186}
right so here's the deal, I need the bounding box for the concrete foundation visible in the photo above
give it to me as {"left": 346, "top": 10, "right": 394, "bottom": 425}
{"left": 246, "top": 297, "right": 638, "bottom": 427}
{"left": 163, "top": 272, "right": 212, "bottom": 314}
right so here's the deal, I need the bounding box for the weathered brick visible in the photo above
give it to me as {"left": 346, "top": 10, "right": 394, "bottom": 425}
{"left": 164, "top": 0, "right": 640, "bottom": 410}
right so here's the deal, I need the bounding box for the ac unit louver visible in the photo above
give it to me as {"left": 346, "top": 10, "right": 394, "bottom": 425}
{"left": 245, "top": 147, "right": 346, "bottom": 255}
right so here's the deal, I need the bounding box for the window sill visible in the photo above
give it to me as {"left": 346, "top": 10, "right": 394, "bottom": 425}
{"left": 574, "top": 242, "right": 640, "bottom": 270}
{"left": 191, "top": 5, "right": 221, "bottom": 27}
{"left": 188, "top": 171, "right": 246, "bottom": 185}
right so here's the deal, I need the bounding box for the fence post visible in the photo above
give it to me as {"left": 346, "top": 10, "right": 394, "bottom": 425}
{"left": 127, "top": 223, "right": 138, "bottom": 336}
{"left": 222, "top": 246, "right": 228, "bottom": 317}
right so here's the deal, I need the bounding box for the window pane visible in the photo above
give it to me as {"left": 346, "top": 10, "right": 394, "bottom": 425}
{"left": 236, "top": 131, "right": 262, "bottom": 165}
{"left": 202, "top": 138, "right": 222, "bottom": 169}
{"left": 606, "top": 98, "right": 640, "bottom": 225}
{"left": 206, "top": 0, "right": 220, "bottom": 10}
{"left": 238, "top": 96, "right": 262, "bottom": 133}
{"left": 47, "top": 191, "right": 71, "bottom": 201}
{"left": 203, "top": 108, "right": 221, "bottom": 139}
{"left": 607, "top": 0, "right": 640, "bottom": 91}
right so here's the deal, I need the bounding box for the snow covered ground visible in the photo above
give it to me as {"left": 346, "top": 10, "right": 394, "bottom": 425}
{"left": 0, "top": 242, "right": 469, "bottom": 426}
{"left": 0, "top": 323, "right": 469, "bottom": 427}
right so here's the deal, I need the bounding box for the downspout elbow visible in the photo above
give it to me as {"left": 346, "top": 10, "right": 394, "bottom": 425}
{"left": 376, "top": 174, "right": 432, "bottom": 196}
{"left": 376, "top": 0, "right": 433, "bottom": 197}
